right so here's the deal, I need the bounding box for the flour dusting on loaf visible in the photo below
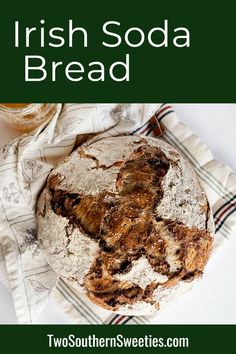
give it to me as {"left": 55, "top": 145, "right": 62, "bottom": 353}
{"left": 37, "top": 135, "right": 214, "bottom": 315}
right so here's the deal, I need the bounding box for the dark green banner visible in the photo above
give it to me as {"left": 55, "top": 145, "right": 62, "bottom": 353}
{"left": 0, "top": 0, "right": 236, "bottom": 101}
{"left": 1, "top": 325, "right": 235, "bottom": 353}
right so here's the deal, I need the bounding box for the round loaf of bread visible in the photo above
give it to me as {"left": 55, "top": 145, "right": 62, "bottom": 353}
{"left": 37, "top": 135, "right": 214, "bottom": 315}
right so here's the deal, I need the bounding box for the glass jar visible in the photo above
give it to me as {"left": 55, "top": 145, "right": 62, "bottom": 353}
{"left": 0, "top": 103, "right": 57, "bottom": 133}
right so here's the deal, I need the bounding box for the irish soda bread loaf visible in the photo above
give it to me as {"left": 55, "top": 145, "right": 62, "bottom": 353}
{"left": 37, "top": 136, "right": 214, "bottom": 315}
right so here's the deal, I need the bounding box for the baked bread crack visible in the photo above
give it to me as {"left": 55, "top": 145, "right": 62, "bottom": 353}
{"left": 37, "top": 136, "right": 214, "bottom": 315}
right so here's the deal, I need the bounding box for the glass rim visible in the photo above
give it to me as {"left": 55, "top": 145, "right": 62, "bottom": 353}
{"left": 0, "top": 103, "right": 52, "bottom": 113}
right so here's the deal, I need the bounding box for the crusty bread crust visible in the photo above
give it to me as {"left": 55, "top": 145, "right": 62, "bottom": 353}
{"left": 37, "top": 136, "right": 214, "bottom": 315}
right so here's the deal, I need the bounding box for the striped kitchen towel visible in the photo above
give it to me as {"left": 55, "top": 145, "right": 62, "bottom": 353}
{"left": 0, "top": 103, "right": 235, "bottom": 324}
{"left": 52, "top": 104, "right": 236, "bottom": 325}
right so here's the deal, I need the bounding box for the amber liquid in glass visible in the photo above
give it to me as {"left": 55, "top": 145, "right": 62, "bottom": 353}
{"left": 0, "top": 103, "right": 57, "bottom": 132}
{"left": 0, "top": 103, "right": 30, "bottom": 109}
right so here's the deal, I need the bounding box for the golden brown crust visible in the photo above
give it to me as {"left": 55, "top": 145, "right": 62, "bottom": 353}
{"left": 44, "top": 141, "right": 213, "bottom": 312}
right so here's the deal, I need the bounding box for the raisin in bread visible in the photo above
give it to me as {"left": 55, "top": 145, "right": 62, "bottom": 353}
{"left": 36, "top": 136, "right": 214, "bottom": 315}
